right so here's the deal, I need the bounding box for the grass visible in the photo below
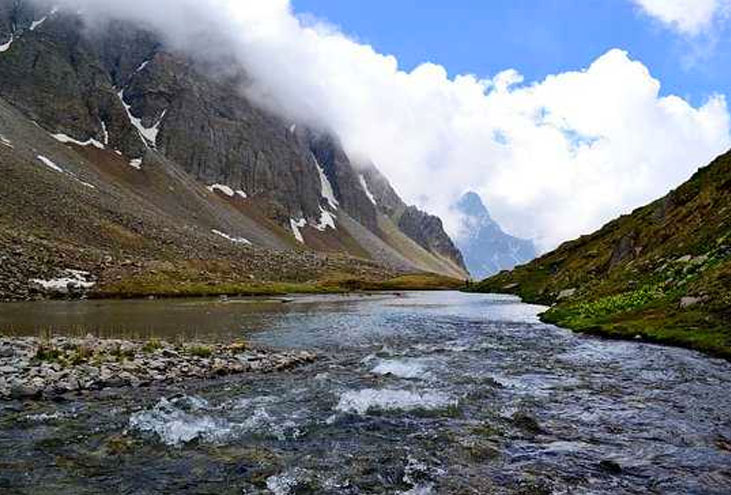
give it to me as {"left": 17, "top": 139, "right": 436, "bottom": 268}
{"left": 92, "top": 271, "right": 465, "bottom": 299}
{"left": 187, "top": 345, "right": 213, "bottom": 358}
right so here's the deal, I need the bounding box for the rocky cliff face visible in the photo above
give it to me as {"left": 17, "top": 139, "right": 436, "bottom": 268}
{"left": 0, "top": 0, "right": 467, "bottom": 297}
{"left": 358, "top": 163, "right": 466, "bottom": 275}
{"left": 455, "top": 192, "right": 536, "bottom": 278}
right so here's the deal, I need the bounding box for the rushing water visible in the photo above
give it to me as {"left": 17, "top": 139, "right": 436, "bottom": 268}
{"left": 1, "top": 292, "right": 730, "bottom": 494}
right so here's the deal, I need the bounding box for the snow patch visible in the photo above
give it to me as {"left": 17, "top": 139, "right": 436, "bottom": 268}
{"left": 36, "top": 155, "right": 64, "bottom": 173}
{"left": 235, "top": 190, "right": 248, "bottom": 199}
{"left": 314, "top": 207, "right": 336, "bottom": 231}
{"left": 335, "top": 389, "right": 456, "bottom": 415}
{"left": 100, "top": 120, "right": 109, "bottom": 145}
{"left": 207, "top": 184, "right": 235, "bottom": 197}
{"left": 77, "top": 180, "right": 96, "bottom": 189}
{"left": 30, "top": 269, "right": 95, "bottom": 292}
{"left": 359, "top": 174, "right": 377, "bottom": 206}
{"left": 37, "top": 154, "right": 97, "bottom": 188}
{"left": 0, "top": 135, "right": 12, "bottom": 148}
{"left": 52, "top": 133, "right": 105, "bottom": 149}
{"left": 129, "top": 158, "right": 143, "bottom": 170}
{"left": 314, "top": 156, "right": 339, "bottom": 209}
{"left": 135, "top": 60, "right": 150, "bottom": 73}
{"left": 0, "top": 34, "right": 13, "bottom": 53}
{"left": 289, "top": 124, "right": 297, "bottom": 134}
{"left": 290, "top": 218, "right": 306, "bottom": 244}
{"left": 118, "top": 90, "right": 167, "bottom": 146}
{"left": 30, "top": 16, "right": 47, "bottom": 31}
{"left": 212, "top": 229, "right": 251, "bottom": 245}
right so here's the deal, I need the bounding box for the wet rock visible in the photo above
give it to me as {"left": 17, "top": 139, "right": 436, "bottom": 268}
{"left": 599, "top": 460, "right": 623, "bottom": 475}
{"left": 511, "top": 412, "right": 545, "bottom": 435}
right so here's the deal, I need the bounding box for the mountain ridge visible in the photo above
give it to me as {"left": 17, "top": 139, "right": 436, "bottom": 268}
{"left": 0, "top": 0, "right": 468, "bottom": 300}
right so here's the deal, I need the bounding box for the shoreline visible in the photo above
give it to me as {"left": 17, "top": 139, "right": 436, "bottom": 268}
{"left": 0, "top": 335, "right": 317, "bottom": 400}
{"left": 2, "top": 273, "right": 467, "bottom": 303}
{"left": 463, "top": 288, "right": 730, "bottom": 361}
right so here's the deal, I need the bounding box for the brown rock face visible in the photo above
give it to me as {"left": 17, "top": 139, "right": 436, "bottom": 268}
{"left": 0, "top": 0, "right": 467, "bottom": 286}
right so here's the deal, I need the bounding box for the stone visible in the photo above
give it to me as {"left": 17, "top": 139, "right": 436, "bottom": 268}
{"left": 599, "top": 460, "right": 623, "bottom": 474}
{"left": 558, "top": 288, "right": 577, "bottom": 300}
{"left": 680, "top": 297, "right": 702, "bottom": 308}
{"left": 10, "top": 383, "right": 41, "bottom": 399}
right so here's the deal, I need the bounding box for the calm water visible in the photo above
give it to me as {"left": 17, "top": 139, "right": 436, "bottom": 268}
{"left": 1, "top": 291, "right": 730, "bottom": 494}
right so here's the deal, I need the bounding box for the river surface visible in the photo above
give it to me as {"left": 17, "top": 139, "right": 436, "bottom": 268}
{"left": 1, "top": 291, "right": 730, "bottom": 494}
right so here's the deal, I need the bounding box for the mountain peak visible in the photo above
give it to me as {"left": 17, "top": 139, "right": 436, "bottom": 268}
{"left": 454, "top": 192, "right": 536, "bottom": 279}
{"left": 456, "top": 191, "right": 490, "bottom": 219}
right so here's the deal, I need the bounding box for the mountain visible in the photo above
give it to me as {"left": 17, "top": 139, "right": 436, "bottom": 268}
{"left": 454, "top": 192, "right": 536, "bottom": 279}
{"left": 0, "top": 1, "right": 468, "bottom": 300}
{"left": 471, "top": 151, "right": 731, "bottom": 359}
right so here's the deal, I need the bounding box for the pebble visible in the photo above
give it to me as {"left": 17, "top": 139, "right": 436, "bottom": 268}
{"left": 0, "top": 336, "right": 317, "bottom": 400}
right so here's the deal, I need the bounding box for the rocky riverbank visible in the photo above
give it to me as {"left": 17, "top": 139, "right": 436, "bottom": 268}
{"left": 0, "top": 336, "right": 317, "bottom": 400}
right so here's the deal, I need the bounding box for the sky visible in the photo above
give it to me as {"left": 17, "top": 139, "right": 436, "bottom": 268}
{"left": 40, "top": 0, "right": 731, "bottom": 251}
{"left": 293, "top": 0, "right": 731, "bottom": 107}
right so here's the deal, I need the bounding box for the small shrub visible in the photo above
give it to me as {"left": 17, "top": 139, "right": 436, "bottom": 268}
{"left": 69, "top": 345, "right": 94, "bottom": 365}
{"left": 142, "top": 338, "right": 163, "bottom": 354}
{"left": 110, "top": 344, "right": 135, "bottom": 361}
{"left": 188, "top": 345, "right": 213, "bottom": 358}
{"left": 228, "top": 340, "right": 247, "bottom": 353}
{"left": 35, "top": 344, "right": 62, "bottom": 362}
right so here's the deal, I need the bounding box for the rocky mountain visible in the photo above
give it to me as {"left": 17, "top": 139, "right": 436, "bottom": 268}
{"left": 454, "top": 192, "right": 536, "bottom": 279}
{"left": 472, "top": 151, "right": 731, "bottom": 359}
{"left": 0, "top": 1, "right": 468, "bottom": 300}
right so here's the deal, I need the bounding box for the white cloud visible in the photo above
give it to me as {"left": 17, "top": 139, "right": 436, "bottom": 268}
{"left": 39, "top": 0, "right": 731, "bottom": 251}
{"left": 631, "top": 0, "right": 731, "bottom": 35}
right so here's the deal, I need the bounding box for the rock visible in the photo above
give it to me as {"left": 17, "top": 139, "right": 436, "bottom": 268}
{"left": 599, "top": 460, "right": 623, "bottom": 474}
{"left": 680, "top": 297, "right": 702, "bottom": 308}
{"left": 0, "top": 335, "right": 317, "bottom": 401}
{"left": 676, "top": 255, "right": 692, "bottom": 263}
{"left": 10, "top": 383, "right": 41, "bottom": 399}
{"left": 558, "top": 288, "right": 577, "bottom": 300}
{"left": 511, "top": 412, "right": 545, "bottom": 435}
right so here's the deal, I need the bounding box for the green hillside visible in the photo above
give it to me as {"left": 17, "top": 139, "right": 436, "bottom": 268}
{"left": 471, "top": 150, "right": 731, "bottom": 359}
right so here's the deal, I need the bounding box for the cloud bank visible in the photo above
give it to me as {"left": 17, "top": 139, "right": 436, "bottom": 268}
{"left": 40, "top": 0, "right": 731, "bottom": 250}
{"left": 631, "top": 0, "right": 731, "bottom": 35}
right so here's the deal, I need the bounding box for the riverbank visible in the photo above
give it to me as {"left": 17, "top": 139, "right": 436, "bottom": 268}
{"left": 467, "top": 283, "right": 731, "bottom": 361}
{"left": 0, "top": 336, "right": 317, "bottom": 400}
{"left": 92, "top": 272, "right": 466, "bottom": 299}
{"left": 7, "top": 263, "right": 465, "bottom": 302}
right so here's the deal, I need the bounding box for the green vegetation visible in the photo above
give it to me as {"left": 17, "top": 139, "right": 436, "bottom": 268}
{"left": 92, "top": 270, "right": 465, "bottom": 299}
{"left": 187, "top": 345, "right": 213, "bottom": 358}
{"left": 141, "top": 338, "right": 163, "bottom": 354}
{"left": 562, "top": 285, "right": 665, "bottom": 320}
{"left": 34, "top": 343, "right": 63, "bottom": 363}
{"left": 470, "top": 150, "right": 731, "bottom": 360}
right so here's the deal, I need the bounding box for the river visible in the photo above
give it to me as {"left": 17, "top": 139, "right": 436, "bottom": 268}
{"left": 0, "top": 291, "right": 729, "bottom": 494}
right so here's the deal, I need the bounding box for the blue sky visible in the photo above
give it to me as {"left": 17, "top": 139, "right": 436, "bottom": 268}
{"left": 293, "top": 0, "right": 730, "bottom": 106}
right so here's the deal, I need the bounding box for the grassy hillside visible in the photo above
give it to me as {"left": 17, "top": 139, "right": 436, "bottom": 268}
{"left": 470, "top": 150, "right": 731, "bottom": 359}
